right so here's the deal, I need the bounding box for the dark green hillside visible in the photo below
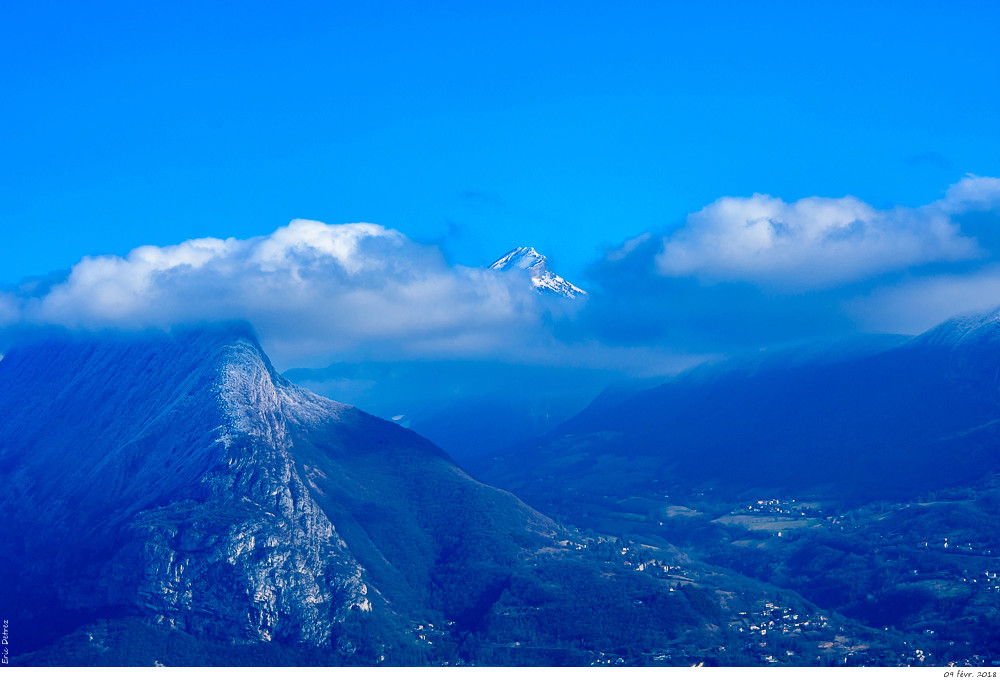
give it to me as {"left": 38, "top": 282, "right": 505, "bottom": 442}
{"left": 479, "top": 313, "right": 1000, "bottom": 505}
{"left": 2, "top": 324, "right": 819, "bottom": 667}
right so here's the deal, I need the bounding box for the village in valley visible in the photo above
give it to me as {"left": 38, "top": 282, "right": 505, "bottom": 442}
{"left": 504, "top": 476, "right": 1000, "bottom": 667}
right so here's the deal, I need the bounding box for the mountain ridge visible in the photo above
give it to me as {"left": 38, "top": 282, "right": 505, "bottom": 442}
{"left": 0, "top": 323, "right": 376, "bottom": 647}
{"left": 489, "top": 246, "right": 587, "bottom": 299}
{"left": 1, "top": 322, "right": 756, "bottom": 666}
{"left": 476, "top": 308, "right": 1000, "bottom": 505}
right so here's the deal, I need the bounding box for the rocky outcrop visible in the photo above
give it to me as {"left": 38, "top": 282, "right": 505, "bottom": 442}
{"left": 0, "top": 325, "right": 373, "bottom": 646}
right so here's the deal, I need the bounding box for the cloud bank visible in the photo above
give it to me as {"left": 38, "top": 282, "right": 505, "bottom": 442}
{"left": 582, "top": 175, "right": 1000, "bottom": 351}
{"left": 4, "top": 176, "right": 1000, "bottom": 370}
{"left": 5, "top": 220, "right": 554, "bottom": 366}
{"left": 656, "top": 192, "right": 978, "bottom": 290}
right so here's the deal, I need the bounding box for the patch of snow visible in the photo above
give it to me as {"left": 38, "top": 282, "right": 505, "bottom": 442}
{"left": 489, "top": 246, "right": 547, "bottom": 272}
{"left": 489, "top": 246, "right": 587, "bottom": 299}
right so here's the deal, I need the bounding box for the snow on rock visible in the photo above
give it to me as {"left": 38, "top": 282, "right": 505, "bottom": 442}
{"left": 489, "top": 246, "right": 587, "bottom": 299}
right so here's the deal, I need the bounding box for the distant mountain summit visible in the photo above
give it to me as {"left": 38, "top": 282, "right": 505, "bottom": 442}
{"left": 489, "top": 246, "right": 587, "bottom": 299}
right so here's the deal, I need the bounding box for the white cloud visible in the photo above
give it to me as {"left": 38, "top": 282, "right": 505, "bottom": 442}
{"left": 17, "top": 220, "right": 546, "bottom": 367}
{"left": 10, "top": 176, "right": 1000, "bottom": 368}
{"left": 655, "top": 191, "right": 981, "bottom": 289}
{"left": 937, "top": 174, "right": 1000, "bottom": 213}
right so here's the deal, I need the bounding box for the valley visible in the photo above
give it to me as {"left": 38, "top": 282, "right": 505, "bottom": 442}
{"left": 488, "top": 476, "right": 1000, "bottom": 667}
{"left": 7, "top": 312, "right": 1000, "bottom": 666}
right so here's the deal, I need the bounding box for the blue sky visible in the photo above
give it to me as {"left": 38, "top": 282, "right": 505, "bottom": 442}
{"left": 3, "top": 2, "right": 1000, "bottom": 371}
{"left": 3, "top": 1, "right": 999, "bottom": 285}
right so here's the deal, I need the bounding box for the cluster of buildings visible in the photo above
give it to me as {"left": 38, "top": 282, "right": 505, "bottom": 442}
{"left": 738, "top": 499, "right": 806, "bottom": 516}
{"left": 729, "top": 601, "right": 830, "bottom": 639}
{"left": 409, "top": 621, "right": 451, "bottom": 648}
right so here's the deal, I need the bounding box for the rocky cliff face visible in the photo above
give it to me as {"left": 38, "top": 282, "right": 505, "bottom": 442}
{"left": 1, "top": 322, "right": 573, "bottom": 663}
{"left": 0, "top": 324, "right": 373, "bottom": 647}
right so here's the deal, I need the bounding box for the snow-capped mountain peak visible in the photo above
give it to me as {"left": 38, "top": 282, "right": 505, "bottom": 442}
{"left": 489, "top": 246, "right": 587, "bottom": 299}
